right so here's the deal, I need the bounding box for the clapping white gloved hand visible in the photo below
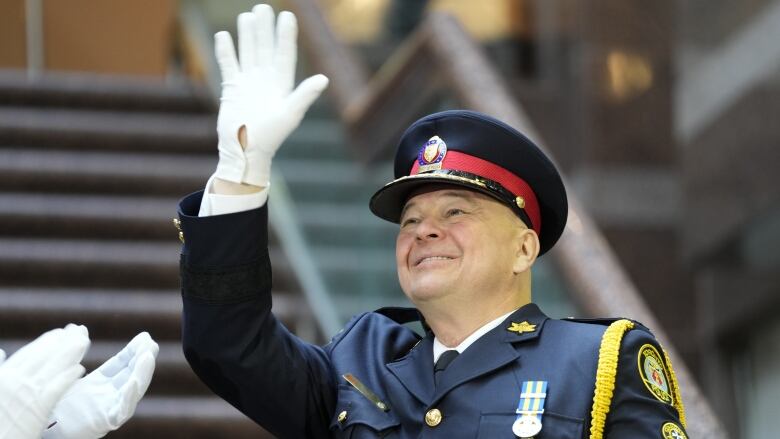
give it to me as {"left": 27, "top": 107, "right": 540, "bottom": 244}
{"left": 43, "top": 332, "right": 159, "bottom": 439}
{"left": 0, "top": 324, "right": 90, "bottom": 439}
{"left": 214, "top": 3, "right": 329, "bottom": 188}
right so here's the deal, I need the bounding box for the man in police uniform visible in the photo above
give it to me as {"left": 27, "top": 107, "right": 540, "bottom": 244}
{"left": 177, "top": 5, "right": 689, "bottom": 438}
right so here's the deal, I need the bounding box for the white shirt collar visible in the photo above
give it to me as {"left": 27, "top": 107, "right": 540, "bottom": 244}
{"left": 432, "top": 309, "right": 516, "bottom": 363}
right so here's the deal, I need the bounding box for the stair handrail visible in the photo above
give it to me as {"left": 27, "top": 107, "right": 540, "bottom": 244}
{"left": 286, "top": 1, "right": 726, "bottom": 437}
{"left": 178, "top": 1, "right": 343, "bottom": 338}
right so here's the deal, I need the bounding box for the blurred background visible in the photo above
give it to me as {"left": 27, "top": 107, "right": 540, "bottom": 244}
{"left": 0, "top": 0, "right": 778, "bottom": 437}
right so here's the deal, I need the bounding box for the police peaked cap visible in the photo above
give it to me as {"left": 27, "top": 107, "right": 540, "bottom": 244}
{"left": 369, "top": 110, "right": 568, "bottom": 255}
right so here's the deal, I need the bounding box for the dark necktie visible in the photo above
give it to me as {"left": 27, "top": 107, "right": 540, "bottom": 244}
{"left": 434, "top": 350, "right": 459, "bottom": 386}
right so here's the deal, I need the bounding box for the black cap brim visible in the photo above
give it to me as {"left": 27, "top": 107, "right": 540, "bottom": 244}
{"left": 369, "top": 172, "right": 515, "bottom": 223}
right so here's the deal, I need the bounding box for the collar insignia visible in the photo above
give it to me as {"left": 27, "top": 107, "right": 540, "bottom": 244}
{"left": 507, "top": 321, "right": 537, "bottom": 335}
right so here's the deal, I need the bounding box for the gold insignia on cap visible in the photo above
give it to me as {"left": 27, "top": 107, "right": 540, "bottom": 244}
{"left": 417, "top": 136, "right": 447, "bottom": 173}
{"left": 423, "top": 141, "right": 439, "bottom": 162}
{"left": 515, "top": 196, "right": 526, "bottom": 209}
{"left": 507, "top": 321, "right": 537, "bottom": 334}
{"left": 637, "top": 344, "right": 674, "bottom": 405}
{"left": 661, "top": 422, "right": 687, "bottom": 439}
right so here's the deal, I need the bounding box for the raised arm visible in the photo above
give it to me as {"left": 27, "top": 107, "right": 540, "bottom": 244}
{"left": 179, "top": 5, "right": 337, "bottom": 438}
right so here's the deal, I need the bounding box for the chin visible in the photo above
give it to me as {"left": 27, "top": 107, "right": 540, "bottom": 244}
{"left": 403, "top": 281, "right": 452, "bottom": 304}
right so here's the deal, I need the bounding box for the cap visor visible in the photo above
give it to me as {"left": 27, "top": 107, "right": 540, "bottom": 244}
{"left": 369, "top": 173, "right": 508, "bottom": 223}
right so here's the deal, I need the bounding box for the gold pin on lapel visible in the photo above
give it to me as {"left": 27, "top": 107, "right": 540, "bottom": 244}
{"left": 343, "top": 373, "right": 390, "bottom": 412}
{"left": 507, "top": 321, "right": 537, "bottom": 334}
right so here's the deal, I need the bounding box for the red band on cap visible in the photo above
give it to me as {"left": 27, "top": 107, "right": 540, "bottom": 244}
{"left": 410, "top": 151, "right": 541, "bottom": 233}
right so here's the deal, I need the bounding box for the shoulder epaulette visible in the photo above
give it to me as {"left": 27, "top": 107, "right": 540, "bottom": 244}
{"left": 586, "top": 319, "right": 686, "bottom": 439}
{"left": 563, "top": 316, "right": 651, "bottom": 333}
{"left": 588, "top": 319, "right": 635, "bottom": 439}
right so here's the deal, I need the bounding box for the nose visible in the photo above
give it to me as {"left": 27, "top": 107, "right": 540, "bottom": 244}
{"left": 415, "top": 217, "right": 443, "bottom": 241}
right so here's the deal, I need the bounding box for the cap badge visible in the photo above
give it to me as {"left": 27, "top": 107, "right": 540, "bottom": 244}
{"left": 507, "top": 321, "right": 537, "bottom": 335}
{"left": 417, "top": 135, "right": 447, "bottom": 173}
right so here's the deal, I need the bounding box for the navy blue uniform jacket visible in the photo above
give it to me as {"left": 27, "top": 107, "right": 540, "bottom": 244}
{"left": 178, "top": 192, "right": 687, "bottom": 438}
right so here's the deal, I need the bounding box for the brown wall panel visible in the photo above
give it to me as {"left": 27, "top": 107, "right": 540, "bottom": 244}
{"left": 0, "top": 0, "right": 27, "bottom": 67}
{"left": 43, "top": 0, "right": 176, "bottom": 76}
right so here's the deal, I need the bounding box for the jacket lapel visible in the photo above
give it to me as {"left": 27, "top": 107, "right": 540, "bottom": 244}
{"left": 386, "top": 335, "right": 435, "bottom": 405}
{"left": 431, "top": 303, "right": 549, "bottom": 404}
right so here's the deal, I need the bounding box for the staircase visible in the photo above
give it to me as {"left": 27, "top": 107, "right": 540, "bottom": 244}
{"left": 0, "top": 70, "right": 316, "bottom": 438}
{"left": 273, "top": 112, "right": 407, "bottom": 320}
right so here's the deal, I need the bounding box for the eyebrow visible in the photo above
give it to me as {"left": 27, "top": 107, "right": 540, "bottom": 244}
{"left": 400, "top": 190, "right": 477, "bottom": 219}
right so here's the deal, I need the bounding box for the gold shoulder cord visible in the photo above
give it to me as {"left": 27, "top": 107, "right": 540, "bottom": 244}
{"left": 589, "top": 319, "right": 635, "bottom": 439}
{"left": 661, "top": 347, "right": 687, "bottom": 428}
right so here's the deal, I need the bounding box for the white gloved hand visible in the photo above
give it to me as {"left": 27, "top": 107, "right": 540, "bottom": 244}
{"left": 43, "top": 332, "right": 159, "bottom": 439}
{"left": 0, "top": 324, "right": 90, "bottom": 439}
{"left": 214, "top": 4, "right": 329, "bottom": 187}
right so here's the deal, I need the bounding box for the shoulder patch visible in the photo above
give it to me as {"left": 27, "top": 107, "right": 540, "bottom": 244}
{"left": 637, "top": 343, "right": 674, "bottom": 405}
{"left": 661, "top": 421, "right": 687, "bottom": 439}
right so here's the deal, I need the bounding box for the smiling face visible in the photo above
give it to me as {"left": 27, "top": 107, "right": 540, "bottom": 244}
{"left": 396, "top": 186, "right": 539, "bottom": 311}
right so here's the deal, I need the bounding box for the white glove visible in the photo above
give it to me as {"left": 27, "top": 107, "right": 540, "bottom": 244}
{"left": 214, "top": 4, "right": 329, "bottom": 187}
{"left": 43, "top": 332, "right": 159, "bottom": 439}
{"left": 0, "top": 324, "right": 90, "bottom": 439}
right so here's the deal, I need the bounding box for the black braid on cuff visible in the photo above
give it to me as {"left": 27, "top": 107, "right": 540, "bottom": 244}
{"left": 180, "top": 256, "right": 272, "bottom": 305}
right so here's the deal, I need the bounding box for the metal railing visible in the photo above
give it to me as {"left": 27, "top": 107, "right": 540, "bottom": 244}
{"left": 286, "top": 1, "right": 726, "bottom": 437}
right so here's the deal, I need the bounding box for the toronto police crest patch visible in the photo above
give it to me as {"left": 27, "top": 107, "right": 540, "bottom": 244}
{"left": 661, "top": 421, "right": 687, "bottom": 439}
{"left": 637, "top": 343, "right": 673, "bottom": 405}
{"left": 417, "top": 135, "right": 447, "bottom": 172}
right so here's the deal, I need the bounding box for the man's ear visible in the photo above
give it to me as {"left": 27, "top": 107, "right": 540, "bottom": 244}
{"left": 513, "top": 228, "right": 540, "bottom": 274}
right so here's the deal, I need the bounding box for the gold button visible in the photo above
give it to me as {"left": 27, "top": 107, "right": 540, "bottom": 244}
{"left": 337, "top": 410, "right": 347, "bottom": 424}
{"left": 515, "top": 196, "right": 526, "bottom": 209}
{"left": 425, "top": 408, "right": 442, "bottom": 427}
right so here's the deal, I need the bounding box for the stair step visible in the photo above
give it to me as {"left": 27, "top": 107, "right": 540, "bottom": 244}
{"left": 313, "top": 246, "right": 396, "bottom": 273}
{"left": 276, "top": 159, "right": 391, "bottom": 186}
{"left": 0, "top": 107, "right": 341, "bottom": 155}
{"left": 0, "top": 238, "right": 295, "bottom": 289}
{"left": 298, "top": 202, "right": 395, "bottom": 227}
{"left": 0, "top": 338, "right": 206, "bottom": 396}
{"left": 278, "top": 159, "right": 393, "bottom": 203}
{"left": 0, "top": 107, "right": 217, "bottom": 153}
{"left": 0, "top": 70, "right": 214, "bottom": 113}
{"left": 0, "top": 287, "right": 306, "bottom": 341}
{"left": 275, "top": 120, "right": 348, "bottom": 160}
{"left": 0, "top": 193, "right": 179, "bottom": 239}
{"left": 115, "top": 396, "right": 271, "bottom": 438}
{"left": 0, "top": 238, "right": 177, "bottom": 288}
{"left": 324, "top": 271, "right": 402, "bottom": 301}
{"left": 298, "top": 203, "right": 396, "bottom": 247}
{"left": 0, "top": 148, "right": 211, "bottom": 195}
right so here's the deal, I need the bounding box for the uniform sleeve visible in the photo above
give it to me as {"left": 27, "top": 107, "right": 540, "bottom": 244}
{"left": 603, "top": 328, "right": 688, "bottom": 438}
{"left": 178, "top": 191, "right": 338, "bottom": 438}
